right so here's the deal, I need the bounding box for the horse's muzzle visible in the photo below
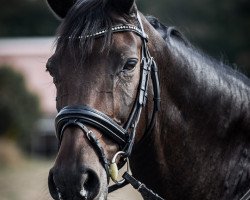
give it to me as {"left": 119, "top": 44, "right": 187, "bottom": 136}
{"left": 48, "top": 167, "right": 101, "bottom": 200}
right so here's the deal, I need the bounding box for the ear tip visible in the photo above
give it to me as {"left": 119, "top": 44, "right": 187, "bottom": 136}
{"left": 47, "top": 0, "right": 73, "bottom": 19}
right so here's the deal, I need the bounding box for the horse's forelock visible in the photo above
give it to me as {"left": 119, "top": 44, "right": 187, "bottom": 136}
{"left": 56, "top": 0, "right": 138, "bottom": 64}
{"left": 56, "top": 0, "right": 114, "bottom": 63}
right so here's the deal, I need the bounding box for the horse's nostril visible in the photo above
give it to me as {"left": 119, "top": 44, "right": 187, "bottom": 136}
{"left": 80, "top": 169, "right": 100, "bottom": 199}
{"left": 48, "top": 170, "right": 60, "bottom": 200}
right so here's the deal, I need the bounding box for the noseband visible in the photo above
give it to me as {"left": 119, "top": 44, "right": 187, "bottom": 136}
{"left": 55, "top": 13, "right": 163, "bottom": 199}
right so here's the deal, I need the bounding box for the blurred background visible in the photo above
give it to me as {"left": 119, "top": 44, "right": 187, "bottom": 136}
{"left": 0, "top": 0, "right": 249, "bottom": 199}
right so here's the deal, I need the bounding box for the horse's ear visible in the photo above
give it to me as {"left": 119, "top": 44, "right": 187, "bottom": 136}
{"left": 109, "top": 0, "right": 136, "bottom": 15}
{"left": 47, "top": 0, "right": 75, "bottom": 19}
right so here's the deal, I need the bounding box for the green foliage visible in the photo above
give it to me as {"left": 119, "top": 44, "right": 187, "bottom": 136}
{"left": 0, "top": 0, "right": 59, "bottom": 36}
{"left": 0, "top": 66, "right": 41, "bottom": 148}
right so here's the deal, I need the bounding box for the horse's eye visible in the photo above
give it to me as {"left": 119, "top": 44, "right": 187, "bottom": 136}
{"left": 123, "top": 58, "right": 138, "bottom": 71}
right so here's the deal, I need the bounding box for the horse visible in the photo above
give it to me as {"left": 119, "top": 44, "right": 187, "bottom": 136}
{"left": 45, "top": 0, "right": 250, "bottom": 199}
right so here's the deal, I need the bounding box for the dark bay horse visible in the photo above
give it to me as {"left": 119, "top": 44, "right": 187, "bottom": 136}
{"left": 46, "top": 0, "right": 250, "bottom": 199}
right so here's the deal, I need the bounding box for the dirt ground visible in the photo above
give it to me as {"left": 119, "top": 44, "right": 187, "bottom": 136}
{"left": 0, "top": 158, "right": 142, "bottom": 200}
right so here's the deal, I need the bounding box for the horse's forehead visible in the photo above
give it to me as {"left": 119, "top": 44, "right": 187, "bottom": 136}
{"left": 52, "top": 31, "right": 141, "bottom": 77}
{"left": 99, "top": 33, "right": 141, "bottom": 65}
{"left": 85, "top": 32, "right": 140, "bottom": 66}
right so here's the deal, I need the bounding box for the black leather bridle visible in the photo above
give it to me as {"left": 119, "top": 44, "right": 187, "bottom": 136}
{"left": 55, "top": 13, "right": 162, "bottom": 197}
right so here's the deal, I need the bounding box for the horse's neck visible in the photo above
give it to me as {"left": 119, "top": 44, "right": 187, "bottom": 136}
{"left": 130, "top": 17, "right": 177, "bottom": 198}
{"left": 132, "top": 18, "right": 250, "bottom": 199}
{"left": 155, "top": 32, "right": 250, "bottom": 199}
{"left": 163, "top": 36, "right": 250, "bottom": 139}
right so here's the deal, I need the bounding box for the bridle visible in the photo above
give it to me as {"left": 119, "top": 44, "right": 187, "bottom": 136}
{"left": 54, "top": 13, "right": 163, "bottom": 199}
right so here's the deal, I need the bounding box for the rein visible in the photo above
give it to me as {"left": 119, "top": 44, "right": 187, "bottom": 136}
{"left": 55, "top": 13, "right": 164, "bottom": 200}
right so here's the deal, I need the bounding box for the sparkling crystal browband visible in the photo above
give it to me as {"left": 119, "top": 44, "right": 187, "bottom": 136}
{"left": 66, "top": 25, "right": 147, "bottom": 39}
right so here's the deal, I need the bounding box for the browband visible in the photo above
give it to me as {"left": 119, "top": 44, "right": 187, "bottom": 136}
{"left": 68, "top": 24, "right": 148, "bottom": 40}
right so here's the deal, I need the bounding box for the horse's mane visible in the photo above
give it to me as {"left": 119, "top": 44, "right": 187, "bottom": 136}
{"left": 146, "top": 15, "right": 190, "bottom": 47}
{"left": 147, "top": 15, "right": 250, "bottom": 138}
{"left": 147, "top": 15, "right": 250, "bottom": 87}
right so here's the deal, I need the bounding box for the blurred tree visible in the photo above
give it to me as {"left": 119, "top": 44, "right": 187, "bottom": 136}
{"left": 0, "top": 0, "right": 59, "bottom": 36}
{"left": 0, "top": 66, "right": 41, "bottom": 149}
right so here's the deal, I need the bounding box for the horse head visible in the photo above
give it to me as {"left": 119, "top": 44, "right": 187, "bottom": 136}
{"left": 46, "top": 0, "right": 250, "bottom": 199}
{"left": 46, "top": 0, "right": 165, "bottom": 199}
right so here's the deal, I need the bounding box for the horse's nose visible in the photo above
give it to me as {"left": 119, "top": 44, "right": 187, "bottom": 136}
{"left": 48, "top": 167, "right": 101, "bottom": 200}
